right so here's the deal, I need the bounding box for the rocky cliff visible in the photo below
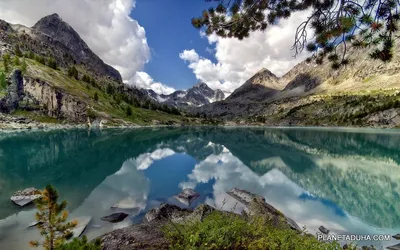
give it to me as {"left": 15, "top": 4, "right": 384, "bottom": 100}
{"left": 0, "top": 14, "right": 198, "bottom": 127}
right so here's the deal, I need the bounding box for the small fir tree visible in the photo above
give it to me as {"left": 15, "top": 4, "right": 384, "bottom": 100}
{"left": 15, "top": 44, "right": 23, "bottom": 57}
{"left": 29, "top": 185, "right": 77, "bottom": 250}
{"left": 3, "top": 53, "right": 11, "bottom": 72}
{"left": 21, "top": 58, "right": 28, "bottom": 73}
{"left": 126, "top": 106, "right": 132, "bottom": 116}
{"left": 14, "top": 56, "right": 20, "bottom": 66}
{"left": 0, "top": 71, "right": 7, "bottom": 90}
{"left": 67, "top": 66, "right": 79, "bottom": 80}
{"left": 94, "top": 92, "right": 99, "bottom": 102}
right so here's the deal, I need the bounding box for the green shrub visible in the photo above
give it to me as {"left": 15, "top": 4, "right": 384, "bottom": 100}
{"left": 94, "top": 92, "right": 99, "bottom": 101}
{"left": 0, "top": 71, "right": 6, "bottom": 90}
{"left": 163, "top": 211, "right": 345, "bottom": 250}
{"left": 55, "top": 236, "right": 101, "bottom": 250}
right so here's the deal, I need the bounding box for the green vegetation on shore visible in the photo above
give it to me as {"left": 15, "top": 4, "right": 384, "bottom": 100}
{"left": 163, "top": 211, "right": 347, "bottom": 250}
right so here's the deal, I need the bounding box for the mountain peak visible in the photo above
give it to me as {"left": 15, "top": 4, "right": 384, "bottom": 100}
{"left": 33, "top": 13, "right": 65, "bottom": 30}
{"left": 194, "top": 81, "right": 209, "bottom": 88}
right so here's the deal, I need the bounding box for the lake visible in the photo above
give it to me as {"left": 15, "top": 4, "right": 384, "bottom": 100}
{"left": 0, "top": 127, "right": 400, "bottom": 249}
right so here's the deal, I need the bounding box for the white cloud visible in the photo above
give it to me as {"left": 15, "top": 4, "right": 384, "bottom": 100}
{"left": 180, "top": 11, "right": 313, "bottom": 95}
{"left": 136, "top": 148, "right": 176, "bottom": 170}
{"left": 130, "top": 71, "right": 175, "bottom": 95}
{"left": 0, "top": 0, "right": 174, "bottom": 94}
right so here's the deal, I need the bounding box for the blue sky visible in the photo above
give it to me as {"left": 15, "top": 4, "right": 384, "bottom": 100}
{"left": 131, "top": 0, "right": 219, "bottom": 90}
{"left": 0, "top": 0, "right": 310, "bottom": 95}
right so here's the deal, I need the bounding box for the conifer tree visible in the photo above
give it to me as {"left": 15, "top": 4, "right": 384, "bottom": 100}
{"left": 15, "top": 44, "right": 23, "bottom": 57}
{"left": 48, "top": 58, "right": 57, "bottom": 70}
{"left": 126, "top": 106, "right": 132, "bottom": 116}
{"left": 0, "top": 71, "right": 7, "bottom": 90}
{"left": 21, "top": 58, "right": 28, "bottom": 73}
{"left": 193, "top": 0, "right": 400, "bottom": 67}
{"left": 14, "top": 56, "right": 20, "bottom": 66}
{"left": 2, "top": 53, "right": 11, "bottom": 73}
{"left": 67, "top": 66, "right": 79, "bottom": 80}
{"left": 29, "top": 185, "right": 77, "bottom": 250}
{"left": 94, "top": 92, "right": 99, "bottom": 101}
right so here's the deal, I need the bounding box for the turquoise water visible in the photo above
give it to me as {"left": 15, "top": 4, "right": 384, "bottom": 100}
{"left": 0, "top": 127, "right": 400, "bottom": 249}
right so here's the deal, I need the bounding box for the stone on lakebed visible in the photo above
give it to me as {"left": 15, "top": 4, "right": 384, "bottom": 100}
{"left": 101, "top": 213, "right": 129, "bottom": 223}
{"left": 70, "top": 216, "right": 92, "bottom": 237}
{"left": 173, "top": 188, "right": 200, "bottom": 206}
{"left": 11, "top": 187, "right": 41, "bottom": 207}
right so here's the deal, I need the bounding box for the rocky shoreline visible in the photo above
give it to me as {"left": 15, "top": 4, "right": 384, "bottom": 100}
{"left": 96, "top": 188, "right": 395, "bottom": 250}
{"left": 2, "top": 112, "right": 400, "bottom": 131}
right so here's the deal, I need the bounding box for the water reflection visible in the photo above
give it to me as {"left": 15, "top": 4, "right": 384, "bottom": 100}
{"left": 0, "top": 127, "right": 400, "bottom": 249}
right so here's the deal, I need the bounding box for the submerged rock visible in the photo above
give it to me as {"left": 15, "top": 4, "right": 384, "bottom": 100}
{"left": 226, "top": 188, "right": 301, "bottom": 231}
{"left": 393, "top": 234, "right": 400, "bottom": 240}
{"left": 28, "top": 221, "right": 44, "bottom": 228}
{"left": 173, "top": 188, "right": 200, "bottom": 206}
{"left": 101, "top": 213, "right": 129, "bottom": 223}
{"left": 388, "top": 243, "right": 400, "bottom": 250}
{"left": 112, "top": 197, "right": 143, "bottom": 209}
{"left": 70, "top": 216, "right": 92, "bottom": 237}
{"left": 318, "top": 225, "right": 330, "bottom": 235}
{"left": 11, "top": 187, "right": 41, "bottom": 207}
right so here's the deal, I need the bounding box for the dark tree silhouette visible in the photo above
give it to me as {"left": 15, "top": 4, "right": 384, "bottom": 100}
{"left": 193, "top": 0, "right": 400, "bottom": 66}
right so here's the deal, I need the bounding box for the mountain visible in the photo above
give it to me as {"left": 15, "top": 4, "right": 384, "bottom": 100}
{"left": 0, "top": 14, "right": 203, "bottom": 127}
{"left": 197, "top": 41, "right": 400, "bottom": 127}
{"left": 143, "top": 82, "right": 225, "bottom": 108}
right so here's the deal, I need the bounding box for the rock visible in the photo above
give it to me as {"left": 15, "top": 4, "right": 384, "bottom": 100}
{"left": 388, "top": 243, "right": 400, "bottom": 250}
{"left": 393, "top": 234, "right": 400, "bottom": 240}
{"left": 0, "top": 69, "right": 24, "bottom": 113}
{"left": 319, "top": 225, "right": 330, "bottom": 235}
{"left": 112, "top": 197, "right": 143, "bottom": 209}
{"left": 101, "top": 213, "right": 129, "bottom": 223}
{"left": 184, "top": 204, "right": 215, "bottom": 222}
{"left": 28, "top": 221, "right": 43, "bottom": 228}
{"left": 226, "top": 188, "right": 301, "bottom": 232}
{"left": 70, "top": 216, "right": 91, "bottom": 237}
{"left": 11, "top": 187, "right": 41, "bottom": 207}
{"left": 144, "top": 203, "right": 191, "bottom": 223}
{"left": 343, "top": 244, "right": 349, "bottom": 249}
{"left": 173, "top": 188, "right": 200, "bottom": 206}
{"left": 99, "top": 222, "right": 169, "bottom": 250}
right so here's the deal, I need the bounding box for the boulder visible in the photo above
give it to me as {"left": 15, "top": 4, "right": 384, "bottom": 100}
{"left": 101, "top": 213, "right": 129, "bottom": 223}
{"left": 144, "top": 203, "right": 191, "bottom": 223}
{"left": 393, "top": 234, "right": 400, "bottom": 240}
{"left": 318, "top": 225, "right": 330, "bottom": 235}
{"left": 226, "top": 188, "right": 301, "bottom": 232}
{"left": 11, "top": 187, "right": 41, "bottom": 207}
{"left": 173, "top": 188, "right": 200, "bottom": 206}
{"left": 99, "top": 222, "right": 169, "bottom": 250}
{"left": 70, "top": 216, "right": 92, "bottom": 237}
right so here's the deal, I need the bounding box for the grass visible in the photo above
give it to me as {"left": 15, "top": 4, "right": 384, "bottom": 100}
{"left": 163, "top": 211, "right": 348, "bottom": 250}
{"left": 12, "top": 110, "right": 62, "bottom": 124}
